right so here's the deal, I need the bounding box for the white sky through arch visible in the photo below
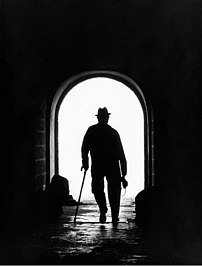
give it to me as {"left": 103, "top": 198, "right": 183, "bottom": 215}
{"left": 58, "top": 77, "right": 144, "bottom": 200}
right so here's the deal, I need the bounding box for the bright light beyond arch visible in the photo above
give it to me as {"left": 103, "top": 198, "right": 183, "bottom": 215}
{"left": 58, "top": 77, "right": 144, "bottom": 199}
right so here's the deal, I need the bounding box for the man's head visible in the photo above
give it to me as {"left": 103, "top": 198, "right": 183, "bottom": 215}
{"left": 96, "top": 107, "right": 111, "bottom": 124}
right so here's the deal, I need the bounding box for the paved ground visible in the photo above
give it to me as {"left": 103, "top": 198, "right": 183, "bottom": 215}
{"left": 25, "top": 197, "right": 149, "bottom": 264}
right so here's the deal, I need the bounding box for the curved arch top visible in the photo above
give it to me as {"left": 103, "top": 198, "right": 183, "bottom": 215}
{"left": 53, "top": 71, "right": 148, "bottom": 119}
{"left": 50, "top": 70, "right": 151, "bottom": 189}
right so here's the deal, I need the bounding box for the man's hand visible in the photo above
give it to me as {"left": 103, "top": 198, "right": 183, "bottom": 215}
{"left": 81, "top": 159, "right": 89, "bottom": 171}
{"left": 81, "top": 165, "right": 89, "bottom": 171}
{"left": 121, "top": 176, "right": 128, "bottom": 189}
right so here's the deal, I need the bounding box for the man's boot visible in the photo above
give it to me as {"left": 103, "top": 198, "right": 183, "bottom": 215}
{"left": 99, "top": 207, "right": 108, "bottom": 223}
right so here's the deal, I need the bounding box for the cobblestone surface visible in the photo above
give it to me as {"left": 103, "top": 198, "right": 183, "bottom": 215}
{"left": 27, "top": 197, "right": 149, "bottom": 264}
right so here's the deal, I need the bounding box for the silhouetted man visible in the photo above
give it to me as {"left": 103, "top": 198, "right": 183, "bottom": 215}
{"left": 81, "top": 107, "right": 128, "bottom": 224}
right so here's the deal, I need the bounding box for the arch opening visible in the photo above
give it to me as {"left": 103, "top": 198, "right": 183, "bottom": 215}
{"left": 49, "top": 71, "right": 152, "bottom": 200}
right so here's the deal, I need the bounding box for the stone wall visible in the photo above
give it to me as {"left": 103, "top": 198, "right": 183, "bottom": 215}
{"left": 34, "top": 103, "right": 47, "bottom": 191}
{"left": 2, "top": 0, "right": 202, "bottom": 262}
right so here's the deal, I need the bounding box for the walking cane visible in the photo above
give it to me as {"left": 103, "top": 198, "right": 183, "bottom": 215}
{"left": 74, "top": 169, "right": 87, "bottom": 223}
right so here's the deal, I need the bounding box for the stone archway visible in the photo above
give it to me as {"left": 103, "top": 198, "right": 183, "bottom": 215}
{"left": 49, "top": 71, "right": 153, "bottom": 194}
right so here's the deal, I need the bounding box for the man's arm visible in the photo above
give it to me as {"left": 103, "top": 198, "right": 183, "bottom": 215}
{"left": 117, "top": 133, "right": 127, "bottom": 177}
{"left": 116, "top": 132, "right": 128, "bottom": 188}
{"left": 81, "top": 129, "right": 90, "bottom": 171}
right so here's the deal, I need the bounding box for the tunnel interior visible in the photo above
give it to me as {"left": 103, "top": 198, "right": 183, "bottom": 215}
{"left": 2, "top": 1, "right": 202, "bottom": 263}
{"left": 47, "top": 72, "right": 153, "bottom": 201}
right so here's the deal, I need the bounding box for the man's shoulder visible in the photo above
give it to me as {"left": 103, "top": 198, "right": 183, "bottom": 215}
{"left": 107, "top": 125, "right": 120, "bottom": 136}
{"left": 87, "top": 124, "right": 118, "bottom": 134}
{"left": 108, "top": 124, "right": 117, "bottom": 131}
{"left": 86, "top": 124, "right": 98, "bottom": 132}
{"left": 88, "top": 124, "right": 98, "bottom": 129}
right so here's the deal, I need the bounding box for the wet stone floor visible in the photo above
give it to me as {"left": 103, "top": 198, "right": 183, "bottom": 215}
{"left": 27, "top": 197, "right": 149, "bottom": 264}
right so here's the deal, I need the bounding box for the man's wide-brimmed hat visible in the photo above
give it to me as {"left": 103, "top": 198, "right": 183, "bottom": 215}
{"left": 96, "top": 107, "right": 111, "bottom": 117}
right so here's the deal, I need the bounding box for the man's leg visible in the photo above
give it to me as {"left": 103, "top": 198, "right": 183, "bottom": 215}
{"left": 91, "top": 176, "right": 108, "bottom": 223}
{"left": 107, "top": 181, "right": 121, "bottom": 224}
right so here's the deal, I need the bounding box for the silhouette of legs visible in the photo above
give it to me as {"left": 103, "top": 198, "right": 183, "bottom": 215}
{"left": 91, "top": 176, "right": 108, "bottom": 223}
{"left": 91, "top": 170, "right": 121, "bottom": 224}
{"left": 107, "top": 181, "right": 121, "bottom": 224}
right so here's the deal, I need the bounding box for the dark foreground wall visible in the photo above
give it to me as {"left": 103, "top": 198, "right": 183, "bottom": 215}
{"left": 1, "top": 0, "right": 202, "bottom": 263}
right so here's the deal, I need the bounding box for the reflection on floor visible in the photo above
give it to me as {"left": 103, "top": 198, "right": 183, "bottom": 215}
{"left": 26, "top": 197, "right": 149, "bottom": 264}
